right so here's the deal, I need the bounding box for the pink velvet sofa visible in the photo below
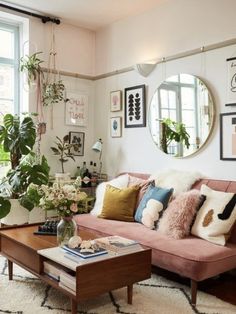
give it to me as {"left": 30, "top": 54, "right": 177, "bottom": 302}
{"left": 74, "top": 173, "right": 236, "bottom": 305}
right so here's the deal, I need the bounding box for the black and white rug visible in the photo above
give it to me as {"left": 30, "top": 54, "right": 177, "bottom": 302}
{"left": 0, "top": 256, "right": 235, "bottom": 314}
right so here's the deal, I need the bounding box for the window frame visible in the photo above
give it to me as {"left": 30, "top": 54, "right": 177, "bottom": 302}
{"left": 0, "top": 21, "right": 20, "bottom": 115}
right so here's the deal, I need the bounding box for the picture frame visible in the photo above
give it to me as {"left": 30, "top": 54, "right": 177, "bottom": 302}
{"left": 69, "top": 132, "right": 85, "bottom": 156}
{"left": 226, "top": 57, "right": 236, "bottom": 106}
{"left": 110, "top": 117, "right": 122, "bottom": 138}
{"left": 110, "top": 90, "right": 122, "bottom": 112}
{"left": 124, "top": 84, "right": 146, "bottom": 128}
{"left": 220, "top": 112, "right": 236, "bottom": 160}
{"left": 65, "top": 92, "right": 88, "bottom": 126}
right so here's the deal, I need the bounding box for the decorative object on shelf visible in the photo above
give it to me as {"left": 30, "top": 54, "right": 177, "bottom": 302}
{"left": 50, "top": 135, "right": 75, "bottom": 173}
{"left": 220, "top": 112, "right": 236, "bottom": 160}
{"left": 110, "top": 90, "right": 122, "bottom": 111}
{"left": 65, "top": 92, "right": 88, "bottom": 126}
{"left": 69, "top": 131, "right": 85, "bottom": 156}
{"left": 149, "top": 74, "right": 215, "bottom": 158}
{"left": 110, "top": 116, "right": 122, "bottom": 137}
{"left": 0, "top": 113, "right": 50, "bottom": 222}
{"left": 159, "top": 118, "right": 190, "bottom": 154}
{"left": 24, "top": 182, "right": 87, "bottom": 246}
{"left": 226, "top": 57, "right": 236, "bottom": 106}
{"left": 92, "top": 139, "right": 103, "bottom": 178}
{"left": 124, "top": 84, "right": 146, "bottom": 128}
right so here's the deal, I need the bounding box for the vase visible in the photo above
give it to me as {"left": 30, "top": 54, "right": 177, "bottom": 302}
{"left": 57, "top": 216, "right": 77, "bottom": 247}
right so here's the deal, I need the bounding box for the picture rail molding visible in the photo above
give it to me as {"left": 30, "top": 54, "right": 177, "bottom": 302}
{"left": 44, "top": 37, "right": 236, "bottom": 81}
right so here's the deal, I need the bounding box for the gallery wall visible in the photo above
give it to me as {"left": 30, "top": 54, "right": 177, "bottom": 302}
{"left": 94, "top": 0, "right": 236, "bottom": 180}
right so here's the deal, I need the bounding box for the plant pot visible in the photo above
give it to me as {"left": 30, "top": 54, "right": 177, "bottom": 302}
{"left": 28, "top": 207, "right": 46, "bottom": 224}
{"left": 1, "top": 199, "right": 29, "bottom": 225}
{"left": 55, "top": 172, "right": 71, "bottom": 184}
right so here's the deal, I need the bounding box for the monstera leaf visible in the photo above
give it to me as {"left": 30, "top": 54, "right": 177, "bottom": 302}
{"left": 0, "top": 197, "right": 11, "bottom": 219}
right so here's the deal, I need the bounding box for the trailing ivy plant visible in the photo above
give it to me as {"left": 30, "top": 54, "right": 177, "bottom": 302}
{"left": 160, "top": 118, "right": 190, "bottom": 154}
{"left": 42, "top": 80, "right": 65, "bottom": 106}
{"left": 20, "top": 52, "right": 44, "bottom": 86}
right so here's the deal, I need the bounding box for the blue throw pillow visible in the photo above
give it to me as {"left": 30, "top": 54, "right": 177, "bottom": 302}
{"left": 135, "top": 184, "right": 173, "bottom": 229}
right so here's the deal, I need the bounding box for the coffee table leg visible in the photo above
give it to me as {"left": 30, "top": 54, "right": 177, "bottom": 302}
{"left": 8, "top": 260, "right": 13, "bottom": 280}
{"left": 71, "top": 298, "right": 77, "bottom": 314}
{"left": 127, "top": 284, "right": 133, "bottom": 304}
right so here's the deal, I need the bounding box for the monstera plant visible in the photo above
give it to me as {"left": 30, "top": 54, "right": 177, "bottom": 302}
{"left": 0, "top": 114, "right": 50, "bottom": 220}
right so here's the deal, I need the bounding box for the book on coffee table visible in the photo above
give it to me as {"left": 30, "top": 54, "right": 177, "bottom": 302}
{"left": 95, "top": 236, "right": 140, "bottom": 253}
{"left": 63, "top": 245, "right": 108, "bottom": 259}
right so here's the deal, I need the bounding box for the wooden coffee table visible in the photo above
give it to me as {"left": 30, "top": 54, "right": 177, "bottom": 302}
{"left": 0, "top": 224, "right": 151, "bottom": 314}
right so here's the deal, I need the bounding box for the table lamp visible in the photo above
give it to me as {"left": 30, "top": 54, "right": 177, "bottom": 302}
{"left": 92, "top": 138, "right": 103, "bottom": 178}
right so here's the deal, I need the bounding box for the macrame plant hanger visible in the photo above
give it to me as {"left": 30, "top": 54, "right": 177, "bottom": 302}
{"left": 45, "top": 24, "right": 61, "bottom": 129}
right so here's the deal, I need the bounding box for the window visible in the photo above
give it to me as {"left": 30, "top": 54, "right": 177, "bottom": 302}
{"left": 0, "top": 22, "right": 19, "bottom": 175}
{"left": 0, "top": 22, "right": 19, "bottom": 121}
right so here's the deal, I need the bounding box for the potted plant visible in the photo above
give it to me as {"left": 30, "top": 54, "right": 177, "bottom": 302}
{"left": 20, "top": 52, "right": 44, "bottom": 86}
{"left": 42, "top": 80, "right": 65, "bottom": 106}
{"left": 51, "top": 135, "right": 75, "bottom": 179}
{"left": 0, "top": 113, "right": 50, "bottom": 223}
{"left": 160, "top": 118, "right": 190, "bottom": 155}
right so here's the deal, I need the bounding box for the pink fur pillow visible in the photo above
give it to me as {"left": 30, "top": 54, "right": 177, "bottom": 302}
{"left": 158, "top": 190, "right": 203, "bottom": 239}
{"left": 128, "top": 175, "right": 153, "bottom": 208}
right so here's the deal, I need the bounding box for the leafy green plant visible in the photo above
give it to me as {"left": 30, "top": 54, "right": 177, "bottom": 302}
{"left": 0, "top": 114, "right": 36, "bottom": 169}
{"left": 20, "top": 52, "right": 44, "bottom": 86}
{"left": 51, "top": 135, "right": 75, "bottom": 173}
{"left": 160, "top": 118, "right": 190, "bottom": 154}
{"left": 42, "top": 80, "right": 65, "bottom": 106}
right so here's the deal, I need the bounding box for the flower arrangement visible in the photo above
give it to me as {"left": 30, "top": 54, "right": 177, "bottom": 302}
{"left": 26, "top": 182, "right": 87, "bottom": 217}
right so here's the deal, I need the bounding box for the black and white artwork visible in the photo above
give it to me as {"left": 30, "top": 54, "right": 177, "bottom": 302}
{"left": 220, "top": 112, "right": 236, "bottom": 160}
{"left": 69, "top": 132, "right": 85, "bottom": 156}
{"left": 226, "top": 57, "right": 236, "bottom": 106}
{"left": 124, "top": 85, "right": 146, "bottom": 128}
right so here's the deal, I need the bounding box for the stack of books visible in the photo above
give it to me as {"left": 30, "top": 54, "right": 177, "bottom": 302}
{"left": 43, "top": 260, "right": 62, "bottom": 281}
{"left": 63, "top": 244, "right": 108, "bottom": 261}
{"left": 59, "top": 271, "right": 76, "bottom": 295}
{"left": 95, "top": 235, "right": 142, "bottom": 253}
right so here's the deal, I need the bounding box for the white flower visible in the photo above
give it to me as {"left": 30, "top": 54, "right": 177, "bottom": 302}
{"left": 53, "top": 182, "right": 59, "bottom": 189}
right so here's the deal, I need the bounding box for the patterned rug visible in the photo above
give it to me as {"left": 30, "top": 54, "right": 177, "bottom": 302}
{"left": 0, "top": 256, "right": 235, "bottom": 314}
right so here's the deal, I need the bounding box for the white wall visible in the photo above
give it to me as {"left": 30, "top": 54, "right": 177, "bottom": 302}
{"left": 95, "top": 0, "right": 236, "bottom": 74}
{"left": 94, "top": 0, "right": 236, "bottom": 180}
{"left": 27, "top": 19, "right": 95, "bottom": 176}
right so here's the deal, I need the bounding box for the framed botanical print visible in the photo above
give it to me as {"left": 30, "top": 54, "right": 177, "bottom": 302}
{"left": 124, "top": 84, "right": 146, "bottom": 128}
{"left": 69, "top": 131, "right": 85, "bottom": 156}
{"left": 220, "top": 112, "right": 236, "bottom": 160}
{"left": 110, "top": 117, "right": 122, "bottom": 138}
{"left": 110, "top": 90, "right": 122, "bottom": 112}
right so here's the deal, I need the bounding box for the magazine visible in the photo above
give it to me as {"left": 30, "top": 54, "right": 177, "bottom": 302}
{"left": 63, "top": 245, "right": 108, "bottom": 259}
{"left": 95, "top": 236, "right": 139, "bottom": 252}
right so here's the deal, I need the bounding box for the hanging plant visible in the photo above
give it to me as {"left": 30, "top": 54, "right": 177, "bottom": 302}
{"left": 20, "top": 52, "right": 44, "bottom": 86}
{"left": 42, "top": 80, "right": 65, "bottom": 106}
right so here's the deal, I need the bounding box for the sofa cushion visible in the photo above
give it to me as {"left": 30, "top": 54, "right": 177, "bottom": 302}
{"left": 134, "top": 184, "right": 173, "bottom": 229}
{"left": 158, "top": 190, "right": 204, "bottom": 239}
{"left": 128, "top": 175, "right": 153, "bottom": 208}
{"left": 191, "top": 185, "right": 236, "bottom": 246}
{"left": 98, "top": 185, "right": 140, "bottom": 222}
{"left": 90, "top": 174, "right": 129, "bottom": 216}
{"left": 75, "top": 214, "right": 236, "bottom": 281}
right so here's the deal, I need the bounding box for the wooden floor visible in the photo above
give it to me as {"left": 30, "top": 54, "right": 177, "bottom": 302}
{"left": 152, "top": 266, "right": 236, "bottom": 305}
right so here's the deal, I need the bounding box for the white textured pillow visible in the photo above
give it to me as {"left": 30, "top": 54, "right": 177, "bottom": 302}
{"left": 90, "top": 174, "right": 129, "bottom": 216}
{"left": 191, "top": 185, "right": 236, "bottom": 246}
{"left": 149, "top": 169, "right": 202, "bottom": 197}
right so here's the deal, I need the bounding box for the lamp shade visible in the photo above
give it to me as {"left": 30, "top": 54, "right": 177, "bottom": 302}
{"left": 92, "top": 139, "right": 102, "bottom": 152}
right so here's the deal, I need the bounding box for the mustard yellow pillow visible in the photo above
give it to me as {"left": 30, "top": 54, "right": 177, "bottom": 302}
{"left": 98, "top": 184, "right": 140, "bottom": 222}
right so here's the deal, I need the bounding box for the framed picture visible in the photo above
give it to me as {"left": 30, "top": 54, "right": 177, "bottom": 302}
{"left": 220, "top": 112, "right": 236, "bottom": 160}
{"left": 69, "top": 132, "right": 85, "bottom": 156}
{"left": 226, "top": 57, "right": 236, "bottom": 106}
{"left": 124, "top": 84, "right": 146, "bottom": 128}
{"left": 65, "top": 92, "right": 88, "bottom": 126}
{"left": 110, "top": 90, "right": 122, "bottom": 111}
{"left": 110, "top": 117, "right": 122, "bottom": 138}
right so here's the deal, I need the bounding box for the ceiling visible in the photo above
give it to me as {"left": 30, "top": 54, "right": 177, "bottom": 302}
{"left": 2, "top": 0, "right": 163, "bottom": 30}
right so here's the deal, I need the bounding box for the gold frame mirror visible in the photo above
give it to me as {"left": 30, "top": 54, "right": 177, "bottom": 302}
{"left": 148, "top": 74, "right": 215, "bottom": 158}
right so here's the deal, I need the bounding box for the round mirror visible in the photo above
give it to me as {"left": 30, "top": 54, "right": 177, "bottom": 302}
{"left": 149, "top": 74, "right": 215, "bottom": 157}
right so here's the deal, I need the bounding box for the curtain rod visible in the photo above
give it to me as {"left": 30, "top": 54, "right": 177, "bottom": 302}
{"left": 0, "top": 3, "right": 60, "bottom": 24}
